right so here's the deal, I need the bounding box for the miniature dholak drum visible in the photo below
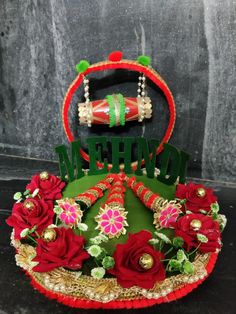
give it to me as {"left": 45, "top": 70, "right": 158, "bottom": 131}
{"left": 78, "top": 94, "right": 152, "bottom": 127}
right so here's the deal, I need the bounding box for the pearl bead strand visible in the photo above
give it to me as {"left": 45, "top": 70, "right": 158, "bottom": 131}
{"left": 83, "top": 76, "right": 92, "bottom": 127}
{"left": 137, "top": 74, "right": 146, "bottom": 122}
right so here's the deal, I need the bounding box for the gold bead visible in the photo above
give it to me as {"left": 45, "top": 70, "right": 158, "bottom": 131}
{"left": 40, "top": 171, "right": 49, "bottom": 180}
{"left": 196, "top": 187, "right": 206, "bottom": 198}
{"left": 24, "top": 200, "right": 35, "bottom": 211}
{"left": 190, "top": 219, "right": 202, "bottom": 231}
{"left": 139, "top": 253, "right": 154, "bottom": 270}
{"left": 42, "top": 228, "right": 57, "bottom": 242}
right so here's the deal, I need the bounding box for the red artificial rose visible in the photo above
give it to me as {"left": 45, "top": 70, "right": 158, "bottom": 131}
{"left": 26, "top": 173, "right": 65, "bottom": 200}
{"left": 6, "top": 198, "right": 54, "bottom": 239}
{"left": 174, "top": 213, "right": 221, "bottom": 253}
{"left": 175, "top": 183, "right": 217, "bottom": 213}
{"left": 109, "top": 230, "right": 166, "bottom": 289}
{"left": 33, "top": 227, "right": 89, "bottom": 272}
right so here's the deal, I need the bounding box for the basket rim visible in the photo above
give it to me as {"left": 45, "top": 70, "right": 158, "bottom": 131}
{"left": 25, "top": 252, "right": 218, "bottom": 309}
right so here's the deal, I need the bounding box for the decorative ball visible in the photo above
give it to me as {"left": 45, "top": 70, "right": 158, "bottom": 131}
{"left": 137, "top": 55, "right": 151, "bottom": 66}
{"left": 108, "top": 51, "right": 123, "bottom": 62}
{"left": 42, "top": 228, "right": 57, "bottom": 242}
{"left": 139, "top": 253, "right": 154, "bottom": 270}
{"left": 190, "top": 219, "right": 202, "bottom": 231}
{"left": 76, "top": 60, "right": 90, "bottom": 73}
{"left": 39, "top": 171, "right": 49, "bottom": 180}
{"left": 24, "top": 201, "right": 35, "bottom": 211}
{"left": 196, "top": 187, "right": 206, "bottom": 198}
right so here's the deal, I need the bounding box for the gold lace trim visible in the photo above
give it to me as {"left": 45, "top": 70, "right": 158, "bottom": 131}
{"left": 14, "top": 237, "right": 210, "bottom": 303}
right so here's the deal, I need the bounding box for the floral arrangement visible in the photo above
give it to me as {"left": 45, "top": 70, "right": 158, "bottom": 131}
{"left": 6, "top": 171, "right": 226, "bottom": 309}
{"left": 5, "top": 53, "right": 227, "bottom": 310}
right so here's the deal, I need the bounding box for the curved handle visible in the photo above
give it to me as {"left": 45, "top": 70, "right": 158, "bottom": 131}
{"left": 62, "top": 59, "right": 176, "bottom": 171}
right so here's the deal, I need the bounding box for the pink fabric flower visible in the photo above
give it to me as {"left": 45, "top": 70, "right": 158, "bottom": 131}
{"left": 57, "top": 198, "right": 83, "bottom": 227}
{"left": 159, "top": 205, "right": 180, "bottom": 228}
{"left": 95, "top": 205, "right": 128, "bottom": 238}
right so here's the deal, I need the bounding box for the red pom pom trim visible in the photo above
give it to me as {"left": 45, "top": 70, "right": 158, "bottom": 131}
{"left": 108, "top": 51, "right": 123, "bottom": 62}
{"left": 26, "top": 252, "right": 218, "bottom": 309}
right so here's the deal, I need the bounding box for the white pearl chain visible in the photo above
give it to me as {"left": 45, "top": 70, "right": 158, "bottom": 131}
{"left": 83, "top": 76, "right": 92, "bottom": 127}
{"left": 137, "top": 74, "right": 146, "bottom": 122}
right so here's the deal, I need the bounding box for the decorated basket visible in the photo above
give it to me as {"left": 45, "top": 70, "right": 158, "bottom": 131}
{"left": 6, "top": 51, "right": 226, "bottom": 309}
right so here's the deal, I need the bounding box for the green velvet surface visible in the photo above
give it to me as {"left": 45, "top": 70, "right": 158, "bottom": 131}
{"left": 63, "top": 174, "right": 176, "bottom": 255}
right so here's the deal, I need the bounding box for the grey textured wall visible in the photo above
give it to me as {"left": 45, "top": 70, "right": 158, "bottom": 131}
{"left": 0, "top": 0, "right": 235, "bottom": 182}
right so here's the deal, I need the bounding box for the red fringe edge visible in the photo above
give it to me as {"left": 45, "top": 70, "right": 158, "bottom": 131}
{"left": 26, "top": 252, "right": 218, "bottom": 309}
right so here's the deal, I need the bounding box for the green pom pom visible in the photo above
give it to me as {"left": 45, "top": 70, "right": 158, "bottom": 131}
{"left": 75, "top": 60, "right": 90, "bottom": 73}
{"left": 137, "top": 55, "right": 151, "bottom": 66}
{"left": 102, "top": 256, "right": 115, "bottom": 269}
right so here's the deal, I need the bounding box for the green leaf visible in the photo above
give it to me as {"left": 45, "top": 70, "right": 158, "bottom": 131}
{"left": 168, "top": 259, "right": 182, "bottom": 271}
{"left": 98, "top": 234, "right": 109, "bottom": 243}
{"left": 20, "top": 228, "right": 30, "bottom": 238}
{"left": 218, "top": 214, "right": 227, "bottom": 231}
{"left": 53, "top": 206, "right": 63, "bottom": 215}
{"left": 77, "top": 223, "right": 88, "bottom": 232}
{"left": 211, "top": 202, "right": 220, "bottom": 214}
{"left": 102, "top": 256, "right": 115, "bottom": 269}
{"left": 91, "top": 267, "right": 105, "bottom": 279}
{"left": 96, "top": 248, "right": 107, "bottom": 261}
{"left": 89, "top": 236, "right": 102, "bottom": 245}
{"left": 186, "top": 210, "right": 192, "bottom": 214}
{"left": 172, "top": 236, "right": 184, "bottom": 248}
{"left": 149, "top": 238, "right": 160, "bottom": 245}
{"left": 29, "top": 225, "right": 37, "bottom": 234}
{"left": 32, "top": 188, "right": 39, "bottom": 197}
{"left": 87, "top": 245, "right": 102, "bottom": 257}
{"left": 197, "top": 233, "right": 208, "bottom": 243}
{"left": 212, "top": 213, "right": 218, "bottom": 220}
{"left": 177, "top": 249, "right": 188, "bottom": 262}
{"left": 154, "top": 232, "right": 171, "bottom": 244}
{"left": 23, "top": 189, "right": 30, "bottom": 196}
{"left": 183, "top": 261, "right": 194, "bottom": 274}
{"left": 13, "top": 192, "right": 22, "bottom": 201}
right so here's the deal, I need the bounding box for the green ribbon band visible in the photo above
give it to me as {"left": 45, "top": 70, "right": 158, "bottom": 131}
{"left": 117, "top": 93, "right": 126, "bottom": 127}
{"left": 106, "top": 95, "right": 116, "bottom": 128}
{"left": 106, "top": 94, "right": 126, "bottom": 128}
